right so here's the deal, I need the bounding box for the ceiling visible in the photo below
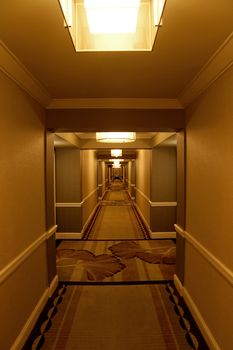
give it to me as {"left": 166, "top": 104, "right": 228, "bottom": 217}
{"left": 54, "top": 131, "right": 177, "bottom": 151}
{"left": 1, "top": 0, "right": 233, "bottom": 99}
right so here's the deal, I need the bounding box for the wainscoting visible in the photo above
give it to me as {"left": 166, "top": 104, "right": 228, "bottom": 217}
{"left": 135, "top": 187, "right": 176, "bottom": 239}
{"left": 174, "top": 225, "right": 233, "bottom": 350}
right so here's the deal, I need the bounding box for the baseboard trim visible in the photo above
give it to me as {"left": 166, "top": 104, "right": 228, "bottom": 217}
{"left": 135, "top": 203, "right": 176, "bottom": 239}
{"left": 134, "top": 203, "right": 151, "bottom": 233}
{"left": 174, "top": 224, "right": 233, "bottom": 286}
{"left": 0, "top": 225, "right": 57, "bottom": 285}
{"left": 150, "top": 231, "right": 176, "bottom": 239}
{"left": 174, "top": 274, "right": 184, "bottom": 296}
{"left": 48, "top": 274, "right": 59, "bottom": 297}
{"left": 173, "top": 274, "right": 220, "bottom": 350}
{"left": 56, "top": 232, "right": 82, "bottom": 240}
{"left": 11, "top": 276, "right": 58, "bottom": 350}
{"left": 127, "top": 190, "right": 135, "bottom": 201}
{"left": 81, "top": 203, "right": 99, "bottom": 234}
{"left": 55, "top": 203, "right": 100, "bottom": 240}
{"left": 11, "top": 289, "right": 48, "bottom": 350}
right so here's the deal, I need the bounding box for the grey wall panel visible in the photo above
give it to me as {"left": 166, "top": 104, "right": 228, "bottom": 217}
{"left": 176, "top": 130, "right": 186, "bottom": 228}
{"left": 56, "top": 207, "right": 82, "bottom": 232}
{"left": 176, "top": 130, "right": 186, "bottom": 284}
{"left": 151, "top": 146, "right": 177, "bottom": 202}
{"left": 150, "top": 206, "right": 176, "bottom": 232}
{"left": 55, "top": 149, "right": 81, "bottom": 203}
{"left": 45, "top": 131, "right": 56, "bottom": 284}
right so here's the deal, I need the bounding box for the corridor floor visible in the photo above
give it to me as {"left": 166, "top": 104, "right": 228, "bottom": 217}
{"left": 85, "top": 182, "right": 147, "bottom": 240}
{"left": 23, "top": 182, "right": 208, "bottom": 349}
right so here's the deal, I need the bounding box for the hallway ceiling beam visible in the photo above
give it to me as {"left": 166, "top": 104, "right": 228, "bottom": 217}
{"left": 46, "top": 108, "right": 185, "bottom": 132}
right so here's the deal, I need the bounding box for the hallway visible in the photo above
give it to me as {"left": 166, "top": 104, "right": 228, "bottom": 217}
{"left": 24, "top": 183, "right": 206, "bottom": 350}
{"left": 56, "top": 181, "right": 176, "bottom": 283}
{"left": 85, "top": 180, "right": 146, "bottom": 240}
{"left": 1, "top": 2, "right": 233, "bottom": 349}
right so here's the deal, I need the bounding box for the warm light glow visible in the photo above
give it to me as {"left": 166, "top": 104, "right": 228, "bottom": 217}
{"left": 59, "top": 0, "right": 73, "bottom": 27}
{"left": 96, "top": 132, "right": 136, "bottom": 143}
{"left": 84, "top": 0, "right": 140, "bottom": 34}
{"left": 154, "top": 0, "right": 165, "bottom": 25}
{"left": 109, "top": 159, "right": 124, "bottom": 162}
{"left": 111, "top": 149, "right": 122, "bottom": 157}
{"left": 112, "top": 160, "right": 121, "bottom": 168}
{"left": 58, "top": 0, "right": 167, "bottom": 51}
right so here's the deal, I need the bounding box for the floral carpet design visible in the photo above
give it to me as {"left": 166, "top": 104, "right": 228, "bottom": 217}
{"left": 57, "top": 240, "right": 176, "bottom": 282}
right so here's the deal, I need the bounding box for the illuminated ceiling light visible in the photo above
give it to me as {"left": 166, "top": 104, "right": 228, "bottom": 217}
{"left": 111, "top": 149, "right": 122, "bottom": 157}
{"left": 109, "top": 159, "right": 124, "bottom": 162}
{"left": 112, "top": 160, "right": 121, "bottom": 168}
{"left": 96, "top": 132, "right": 136, "bottom": 143}
{"left": 84, "top": 0, "right": 140, "bottom": 34}
{"left": 58, "top": 0, "right": 166, "bottom": 52}
{"left": 59, "top": 0, "right": 73, "bottom": 27}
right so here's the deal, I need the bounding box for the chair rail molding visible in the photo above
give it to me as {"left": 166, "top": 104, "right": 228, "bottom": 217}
{"left": 56, "top": 187, "right": 98, "bottom": 208}
{"left": 56, "top": 202, "right": 100, "bottom": 240}
{"left": 174, "top": 225, "right": 233, "bottom": 286}
{"left": 0, "top": 225, "right": 57, "bottom": 285}
{"left": 135, "top": 187, "right": 177, "bottom": 207}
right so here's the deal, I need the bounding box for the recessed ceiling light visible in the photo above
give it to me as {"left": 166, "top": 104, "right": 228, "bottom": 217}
{"left": 96, "top": 132, "right": 136, "bottom": 143}
{"left": 58, "top": 0, "right": 166, "bottom": 52}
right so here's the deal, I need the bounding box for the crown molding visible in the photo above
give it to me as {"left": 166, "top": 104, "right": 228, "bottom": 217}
{"left": 47, "top": 98, "right": 183, "bottom": 109}
{"left": 179, "top": 32, "right": 233, "bottom": 107}
{"left": 0, "top": 40, "right": 51, "bottom": 107}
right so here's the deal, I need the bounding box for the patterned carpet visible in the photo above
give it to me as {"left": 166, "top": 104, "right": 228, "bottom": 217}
{"left": 85, "top": 188, "right": 148, "bottom": 240}
{"left": 24, "top": 183, "right": 209, "bottom": 350}
{"left": 24, "top": 283, "right": 209, "bottom": 350}
{"left": 56, "top": 239, "right": 176, "bottom": 283}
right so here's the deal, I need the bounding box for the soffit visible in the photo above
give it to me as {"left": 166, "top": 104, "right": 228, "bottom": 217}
{"left": 75, "top": 132, "right": 157, "bottom": 139}
{"left": 0, "top": 0, "right": 233, "bottom": 99}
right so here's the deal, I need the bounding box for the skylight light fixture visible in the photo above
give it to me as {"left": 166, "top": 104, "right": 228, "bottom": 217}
{"left": 111, "top": 149, "right": 122, "bottom": 157}
{"left": 96, "top": 132, "right": 136, "bottom": 143}
{"left": 58, "top": 0, "right": 166, "bottom": 52}
{"left": 84, "top": 0, "right": 140, "bottom": 34}
{"left": 59, "top": 0, "right": 73, "bottom": 27}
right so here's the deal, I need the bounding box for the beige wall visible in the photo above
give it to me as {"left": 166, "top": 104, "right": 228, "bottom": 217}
{"left": 0, "top": 72, "right": 49, "bottom": 349}
{"left": 81, "top": 150, "right": 98, "bottom": 225}
{"left": 184, "top": 66, "right": 233, "bottom": 349}
{"left": 101, "top": 160, "right": 107, "bottom": 195}
{"left": 136, "top": 150, "right": 151, "bottom": 226}
{"left": 128, "top": 160, "right": 132, "bottom": 195}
